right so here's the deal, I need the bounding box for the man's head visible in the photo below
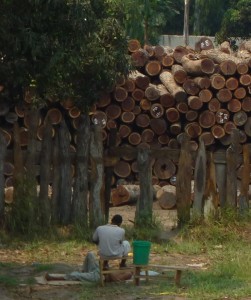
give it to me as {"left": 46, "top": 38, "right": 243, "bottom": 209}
{"left": 111, "top": 214, "right": 123, "bottom": 226}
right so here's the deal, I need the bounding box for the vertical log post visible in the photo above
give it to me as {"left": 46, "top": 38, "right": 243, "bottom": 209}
{"left": 58, "top": 119, "right": 72, "bottom": 225}
{"left": 0, "top": 132, "right": 7, "bottom": 226}
{"left": 135, "top": 147, "right": 153, "bottom": 227}
{"left": 238, "top": 144, "right": 250, "bottom": 214}
{"left": 72, "top": 114, "right": 90, "bottom": 227}
{"left": 226, "top": 129, "right": 240, "bottom": 208}
{"left": 89, "top": 125, "right": 104, "bottom": 228}
{"left": 39, "top": 118, "right": 52, "bottom": 227}
{"left": 104, "top": 128, "right": 117, "bottom": 223}
{"left": 176, "top": 133, "right": 192, "bottom": 227}
{"left": 193, "top": 139, "right": 206, "bottom": 217}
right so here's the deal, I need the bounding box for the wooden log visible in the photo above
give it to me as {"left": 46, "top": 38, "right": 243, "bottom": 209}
{"left": 189, "top": 140, "right": 199, "bottom": 151}
{"left": 118, "top": 125, "right": 131, "bottom": 138}
{"left": 219, "top": 41, "right": 231, "bottom": 54}
{"left": 181, "top": 56, "right": 215, "bottom": 76}
{"left": 220, "top": 60, "right": 237, "bottom": 75}
{"left": 140, "top": 99, "right": 151, "bottom": 111}
{"left": 150, "top": 118, "right": 167, "bottom": 135}
{"left": 187, "top": 96, "right": 202, "bottom": 110}
{"left": 211, "top": 125, "right": 225, "bottom": 139}
{"left": 145, "top": 60, "right": 162, "bottom": 76}
{"left": 171, "top": 64, "right": 187, "bottom": 84}
{"left": 208, "top": 98, "right": 221, "bottom": 113}
{"left": 123, "top": 78, "right": 135, "bottom": 92}
{"left": 144, "top": 44, "right": 155, "bottom": 57}
{"left": 0, "top": 100, "right": 9, "bottom": 117}
{"left": 176, "top": 102, "right": 188, "bottom": 114}
{"left": 216, "top": 88, "right": 232, "bottom": 103}
{"left": 131, "top": 49, "right": 149, "bottom": 67}
{"left": 5, "top": 112, "right": 18, "bottom": 124}
{"left": 199, "top": 110, "right": 216, "bottom": 128}
{"left": 68, "top": 106, "right": 81, "bottom": 119}
{"left": 158, "top": 134, "right": 170, "bottom": 145}
{"left": 128, "top": 132, "right": 141, "bottom": 145}
{"left": 120, "top": 144, "right": 135, "bottom": 161}
{"left": 233, "top": 110, "right": 248, "bottom": 126}
{"left": 153, "top": 158, "right": 176, "bottom": 180}
{"left": 225, "top": 77, "right": 239, "bottom": 90}
{"left": 194, "top": 76, "right": 211, "bottom": 89}
{"left": 201, "top": 49, "right": 243, "bottom": 64}
{"left": 242, "top": 97, "right": 251, "bottom": 112}
{"left": 114, "top": 160, "right": 131, "bottom": 178}
{"left": 185, "top": 122, "right": 202, "bottom": 138}
{"left": 168, "top": 138, "right": 179, "bottom": 149}
{"left": 106, "top": 119, "right": 117, "bottom": 130}
{"left": 133, "top": 105, "right": 142, "bottom": 115}
{"left": 156, "top": 185, "right": 176, "bottom": 210}
{"left": 132, "top": 88, "right": 145, "bottom": 102}
{"left": 198, "top": 89, "right": 212, "bottom": 103}
{"left": 200, "top": 131, "right": 215, "bottom": 146}
{"left": 129, "top": 71, "right": 150, "bottom": 90}
{"left": 45, "top": 108, "right": 62, "bottom": 125}
{"left": 111, "top": 184, "right": 138, "bottom": 206}
{"left": 195, "top": 36, "right": 214, "bottom": 52}
{"left": 215, "top": 109, "right": 230, "bottom": 124}
{"left": 210, "top": 74, "right": 225, "bottom": 90}
{"left": 160, "top": 71, "right": 187, "bottom": 102}
{"left": 227, "top": 98, "right": 241, "bottom": 113}
{"left": 128, "top": 39, "right": 141, "bottom": 53}
{"left": 105, "top": 104, "right": 121, "bottom": 120}
{"left": 121, "top": 111, "right": 135, "bottom": 124}
{"left": 150, "top": 103, "right": 164, "bottom": 118}
{"left": 37, "top": 124, "right": 55, "bottom": 141}
{"left": 121, "top": 96, "right": 135, "bottom": 112}
{"left": 238, "top": 144, "right": 250, "bottom": 214}
{"left": 135, "top": 113, "right": 150, "bottom": 128}
{"left": 185, "top": 110, "right": 198, "bottom": 122}
{"left": 239, "top": 130, "right": 247, "bottom": 144}
{"left": 193, "top": 139, "right": 206, "bottom": 216}
{"left": 173, "top": 46, "right": 190, "bottom": 63}
{"left": 161, "top": 54, "right": 175, "bottom": 67}
{"left": 176, "top": 133, "right": 192, "bottom": 226}
{"left": 158, "top": 86, "right": 176, "bottom": 108}
{"left": 223, "top": 121, "right": 237, "bottom": 135}
{"left": 234, "top": 87, "right": 246, "bottom": 99}
{"left": 239, "top": 74, "right": 251, "bottom": 86}
{"left": 0, "top": 129, "right": 12, "bottom": 147}
{"left": 153, "top": 45, "right": 166, "bottom": 58}
{"left": 166, "top": 107, "right": 180, "bottom": 123}
{"left": 236, "top": 62, "right": 249, "bottom": 75}
{"left": 5, "top": 176, "right": 14, "bottom": 187}
{"left": 226, "top": 130, "right": 240, "bottom": 208}
{"left": 203, "top": 152, "right": 219, "bottom": 218}
{"left": 170, "top": 122, "right": 182, "bottom": 135}
{"left": 141, "top": 128, "right": 155, "bottom": 143}
{"left": 145, "top": 84, "right": 160, "bottom": 101}
{"left": 96, "top": 92, "right": 111, "bottom": 108}
{"left": 91, "top": 110, "right": 107, "bottom": 128}
{"left": 14, "top": 102, "right": 28, "bottom": 118}
{"left": 183, "top": 79, "right": 200, "bottom": 96}
{"left": 244, "top": 117, "right": 251, "bottom": 137}
{"left": 114, "top": 86, "right": 128, "bottom": 102}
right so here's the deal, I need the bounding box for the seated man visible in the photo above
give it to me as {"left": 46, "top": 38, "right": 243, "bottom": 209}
{"left": 45, "top": 251, "right": 132, "bottom": 283}
{"left": 92, "top": 214, "right": 131, "bottom": 269}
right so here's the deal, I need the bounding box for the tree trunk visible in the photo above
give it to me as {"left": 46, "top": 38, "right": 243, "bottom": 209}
{"left": 71, "top": 114, "right": 90, "bottom": 226}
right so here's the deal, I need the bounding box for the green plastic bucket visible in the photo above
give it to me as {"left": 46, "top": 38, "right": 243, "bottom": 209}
{"left": 133, "top": 240, "right": 151, "bottom": 265}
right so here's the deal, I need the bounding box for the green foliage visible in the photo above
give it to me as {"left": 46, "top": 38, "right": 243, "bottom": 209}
{"left": 216, "top": 0, "right": 251, "bottom": 43}
{"left": 5, "top": 174, "right": 40, "bottom": 236}
{"left": 0, "top": 0, "right": 130, "bottom": 110}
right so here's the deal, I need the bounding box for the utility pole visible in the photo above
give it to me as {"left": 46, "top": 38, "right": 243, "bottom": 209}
{"left": 183, "top": 0, "right": 190, "bottom": 46}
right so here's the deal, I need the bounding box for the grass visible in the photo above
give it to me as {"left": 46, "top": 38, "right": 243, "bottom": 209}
{"left": 0, "top": 218, "right": 250, "bottom": 299}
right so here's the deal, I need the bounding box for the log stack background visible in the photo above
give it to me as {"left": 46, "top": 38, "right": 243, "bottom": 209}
{"left": 1, "top": 38, "right": 251, "bottom": 207}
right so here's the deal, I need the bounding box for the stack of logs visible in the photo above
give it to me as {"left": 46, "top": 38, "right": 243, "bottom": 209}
{"left": 1, "top": 38, "right": 251, "bottom": 207}
{"left": 92, "top": 38, "right": 251, "bottom": 206}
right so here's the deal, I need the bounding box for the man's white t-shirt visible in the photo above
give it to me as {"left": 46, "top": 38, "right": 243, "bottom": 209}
{"left": 93, "top": 224, "right": 130, "bottom": 257}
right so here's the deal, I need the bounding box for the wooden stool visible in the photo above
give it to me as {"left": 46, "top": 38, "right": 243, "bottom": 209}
{"left": 99, "top": 255, "right": 134, "bottom": 286}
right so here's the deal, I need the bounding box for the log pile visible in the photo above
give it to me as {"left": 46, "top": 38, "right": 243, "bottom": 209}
{"left": 93, "top": 38, "right": 251, "bottom": 200}
{"left": 0, "top": 38, "right": 251, "bottom": 207}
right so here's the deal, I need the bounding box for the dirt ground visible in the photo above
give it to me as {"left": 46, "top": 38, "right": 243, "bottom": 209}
{"left": 0, "top": 204, "right": 249, "bottom": 300}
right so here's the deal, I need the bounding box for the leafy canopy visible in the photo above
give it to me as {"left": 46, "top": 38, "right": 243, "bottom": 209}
{"left": 0, "top": 0, "right": 130, "bottom": 110}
